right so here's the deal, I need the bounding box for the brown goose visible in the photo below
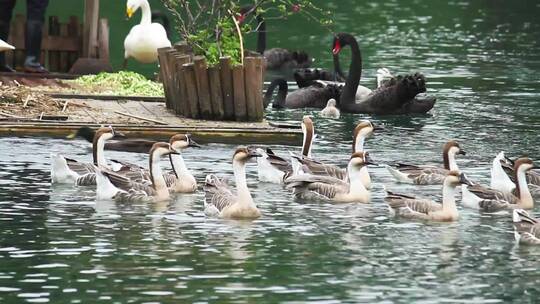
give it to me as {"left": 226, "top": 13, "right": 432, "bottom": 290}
{"left": 51, "top": 127, "right": 125, "bottom": 186}
{"left": 462, "top": 158, "right": 536, "bottom": 212}
{"left": 512, "top": 209, "right": 540, "bottom": 245}
{"left": 386, "top": 140, "right": 466, "bottom": 185}
{"left": 256, "top": 116, "right": 314, "bottom": 184}
{"left": 291, "top": 120, "right": 376, "bottom": 189}
{"left": 500, "top": 155, "right": 540, "bottom": 197}
{"left": 284, "top": 152, "right": 372, "bottom": 203}
{"left": 95, "top": 142, "right": 177, "bottom": 202}
{"left": 386, "top": 171, "right": 472, "bottom": 222}
{"left": 204, "top": 147, "right": 262, "bottom": 219}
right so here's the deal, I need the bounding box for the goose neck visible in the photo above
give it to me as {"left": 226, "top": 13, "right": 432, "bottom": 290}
{"left": 516, "top": 167, "right": 533, "bottom": 209}
{"left": 347, "top": 164, "right": 368, "bottom": 195}
{"left": 150, "top": 152, "right": 167, "bottom": 192}
{"left": 233, "top": 160, "right": 253, "bottom": 204}
{"left": 301, "top": 127, "right": 314, "bottom": 158}
{"left": 442, "top": 181, "right": 458, "bottom": 214}
{"left": 93, "top": 134, "right": 109, "bottom": 169}
{"left": 139, "top": 0, "right": 152, "bottom": 25}
{"left": 170, "top": 152, "right": 190, "bottom": 177}
{"left": 443, "top": 150, "right": 458, "bottom": 171}
{"left": 353, "top": 135, "right": 365, "bottom": 153}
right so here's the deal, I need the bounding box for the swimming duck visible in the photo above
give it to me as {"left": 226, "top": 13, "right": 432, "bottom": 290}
{"left": 124, "top": 0, "right": 172, "bottom": 64}
{"left": 67, "top": 126, "right": 156, "bottom": 153}
{"left": 291, "top": 120, "right": 376, "bottom": 189}
{"left": 284, "top": 152, "right": 372, "bottom": 203}
{"left": 95, "top": 142, "right": 177, "bottom": 202}
{"left": 512, "top": 209, "right": 540, "bottom": 245}
{"left": 320, "top": 99, "right": 340, "bottom": 119}
{"left": 51, "top": 127, "right": 125, "bottom": 185}
{"left": 256, "top": 116, "right": 315, "bottom": 184}
{"left": 386, "top": 171, "right": 472, "bottom": 222}
{"left": 204, "top": 147, "right": 262, "bottom": 219}
{"left": 386, "top": 140, "right": 466, "bottom": 185}
{"left": 461, "top": 158, "right": 536, "bottom": 212}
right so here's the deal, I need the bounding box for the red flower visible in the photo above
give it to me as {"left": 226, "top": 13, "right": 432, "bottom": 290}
{"left": 291, "top": 4, "right": 301, "bottom": 13}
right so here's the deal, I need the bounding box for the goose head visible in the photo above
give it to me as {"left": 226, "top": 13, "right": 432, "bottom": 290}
{"left": 169, "top": 133, "right": 201, "bottom": 151}
{"left": 352, "top": 120, "right": 379, "bottom": 153}
{"left": 443, "top": 140, "right": 466, "bottom": 157}
{"left": 515, "top": 158, "right": 536, "bottom": 173}
{"left": 94, "top": 126, "right": 126, "bottom": 142}
{"left": 126, "top": 0, "right": 147, "bottom": 18}
{"left": 233, "top": 147, "right": 262, "bottom": 164}
{"left": 150, "top": 142, "right": 178, "bottom": 158}
{"left": 348, "top": 151, "right": 373, "bottom": 171}
{"left": 326, "top": 98, "right": 337, "bottom": 108}
{"left": 445, "top": 171, "right": 473, "bottom": 187}
{"left": 301, "top": 115, "right": 315, "bottom": 157}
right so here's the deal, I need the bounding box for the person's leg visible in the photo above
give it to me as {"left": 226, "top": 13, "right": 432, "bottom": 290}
{"left": 0, "top": 0, "right": 17, "bottom": 72}
{"left": 24, "top": 0, "right": 49, "bottom": 72}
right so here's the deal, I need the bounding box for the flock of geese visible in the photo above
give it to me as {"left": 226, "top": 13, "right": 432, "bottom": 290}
{"left": 51, "top": 119, "right": 540, "bottom": 246}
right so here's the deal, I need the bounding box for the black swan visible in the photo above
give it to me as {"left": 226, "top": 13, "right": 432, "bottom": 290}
{"left": 238, "top": 7, "right": 311, "bottom": 70}
{"left": 263, "top": 78, "right": 341, "bottom": 109}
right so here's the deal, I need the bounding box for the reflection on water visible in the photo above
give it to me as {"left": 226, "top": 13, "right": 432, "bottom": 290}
{"left": 2, "top": 0, "right": 540, "bottom": 302}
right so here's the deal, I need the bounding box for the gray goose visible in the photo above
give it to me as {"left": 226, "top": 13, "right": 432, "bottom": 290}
{"left": 204, "top": 147, "right": 262, "bottom": 219}
{"left": 51, "top": 127, "right": 125, "bottom": 186}
{"left": 386, "top": 171, "right": 472, "bottom": 222}
{"left": 512, "top": 209, "right": 540, "bottom": 245}
{"left": 386, "top": 140, "right": 466, "bottom": 185}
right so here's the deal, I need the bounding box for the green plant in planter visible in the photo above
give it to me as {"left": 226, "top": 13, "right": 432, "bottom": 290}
{"left": 162, "top": 0, "right": 332, "bottom": 66}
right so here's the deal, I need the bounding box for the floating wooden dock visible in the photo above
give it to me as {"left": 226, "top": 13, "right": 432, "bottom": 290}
{"left": 0, "top": 95, "right": 302, "bottom": 145}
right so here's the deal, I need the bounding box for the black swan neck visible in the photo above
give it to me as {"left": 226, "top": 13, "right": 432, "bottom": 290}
{"left": 264, "top": 78, "right": 288, "bottom": 108}
{"left": 339, "top": 34, "right": 362, "bottom": 105}
{"left": 333, "top": 54, "right": 346, "bottom": 81}
{"left": 256, "top": 14, "right": 266, "bottom": 54}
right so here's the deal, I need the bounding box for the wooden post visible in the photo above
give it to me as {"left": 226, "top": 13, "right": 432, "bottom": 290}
{"left": 48, "top": 16, "right": 61, "bottom": 72}
{"left": 244, "top": 57, "right": 260, "bottom": 121}
{"left": 165, "top": 49, "right": 180, "bottom": 112}
{"left": 157, "top": 47, "right": 173, "bottom": 109}
{"left": 208, "top": 66, "right": 224, "bottom": 120}
{"left": 173, "top": 41, "right": 190, "bottom": 55}
{"left": 174, "top": 54, "right": 191, "bottom": 116}
{"left": 253, "top": 56, "right": 265, "bottom": 121}
{"left": 83, "top": 0, "right": 100, "bottom": 58}
{"left": 183, "top": 63, "right": 200, "bottom": 119}
{"left": 232, "top": 65, "right": 247, "bottom": 121}
{"left": 193, "top": 56, "right": 212, "bottom": 119}
{"left": 97, "top": 18, "right": 110, "bottom": 63}
{"left": 219, "top": 57, "right": 235, "bottom": 120}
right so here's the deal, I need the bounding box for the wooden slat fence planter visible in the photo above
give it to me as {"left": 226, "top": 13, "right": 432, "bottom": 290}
{"left": 5, "top": 14, "right": 109, "bottom": 73}
{"left": 158, "top": 43, "right": 265, "bottom": 122}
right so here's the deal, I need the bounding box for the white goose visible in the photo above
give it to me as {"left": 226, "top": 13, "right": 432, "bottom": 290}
{"left": 95, "top": 142, "right": 177, "bottom": 202}
{"left": 204, "top": 147, "right": 262, "bottom": 219}
{"left": 0, "top": 39, "right": 15, "bottom": 52}
{"left": 51, "top": 127, "right": 124, "bottom": 185}
{"left": 512, "top": 209, "right": 540, "bottom": 245}
{"left": 387, "top": 140, "right": 466, "bottom": 185}
{"left": 256, "top": 116, "right": 315, "bottom": 184}
{"left": 462, "top": 158, "right": 536, "bottom": 212}
{"left": 284, "top": 152, "right": 372, "bottom": 203}
{"left": 291, "top": 120, "right": 376, "bottom": 189}
{"left": 124, "top": 0, "right": 171, "bottom": 64}
{"left": 386, "top": 171, "right": 472, "bottom": 222}
{"left": 490, "top": 151, "right": 516, "bottom": 194}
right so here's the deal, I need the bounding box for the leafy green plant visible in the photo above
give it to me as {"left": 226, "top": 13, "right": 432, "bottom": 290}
{"left": 162, "top": 0, "right": 332, "bottom": 66}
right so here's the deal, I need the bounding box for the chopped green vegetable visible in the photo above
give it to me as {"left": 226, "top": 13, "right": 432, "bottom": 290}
{"left": 70, "top": 71, "right": 164, "bottom": 97}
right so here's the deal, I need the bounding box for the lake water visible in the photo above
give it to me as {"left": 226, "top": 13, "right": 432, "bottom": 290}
{"left": 1, "top": 0, "right": 540, "bottom": 303}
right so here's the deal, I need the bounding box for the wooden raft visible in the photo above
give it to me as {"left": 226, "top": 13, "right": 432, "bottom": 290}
{"left": 158, "top": 42, "right": 265, "bottom": 122}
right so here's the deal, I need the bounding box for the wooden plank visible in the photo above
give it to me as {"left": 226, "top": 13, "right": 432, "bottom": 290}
{"left": 114, "top": 110, "right": 168, "bottom": 125}
{"left": 244, "top": 57, "right": 258, "bottom": 121}
{"left": 174, "top": 55, "right": 191, "bottom": 117}
{"left": 193, "top": 56, "right": 212, "bottom": 119}
{"left": 232, "top": 65, "right": 247, "bottom": 121}
{"left": 97, "top": 18, "right": 110, "bottom": 63}
{"left": 83, "top": 0, "right": 100, "bottom": 58}
{"left": 44, "top": 93, "right": 164, "bottom": 102}
{"left": 219, "top": 57, "right": 234, "bottom": 120}
{"left": 253, "top": 56, "right": 265, "bottom": 121}
{"left": 157, "top": 47, "right": 173, "bottom": 108}
{"left": 183, "top": 63, "right": 200, "bottom": 119}
{"left": 208, "top": 66, "right": 224, "bottom": 120}
{"left": 48, "top": 16, "right": 61, "bottom": 72}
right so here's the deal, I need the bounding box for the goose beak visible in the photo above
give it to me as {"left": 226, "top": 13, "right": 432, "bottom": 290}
{"left": 364, "top": 153, "right": 376, "bottom": 165}
{"left": 188, "top": 138, "right": 201, "bottom": 148}
{"left": 458, "top": 149, "right": 466, "bottom": 155}
{"left": 66, "top": 131, "right": 77, "bottom": 139}
{"left": 248, "top": 149, "right": 262, "bottom": 158}
{"left": 459, "top": 173, "right": 473, "bottom": 186}
{"left": 372, "top": 123, "right": 384, "bottom": 131}
{"left": 113, "top": 131, "right": 126, "bottom": 139}
{"left": 504, "top": 156, "right": 515, "bottom": 165}
{"left": 126, "top": 7, "right": 134, "bottom": 18}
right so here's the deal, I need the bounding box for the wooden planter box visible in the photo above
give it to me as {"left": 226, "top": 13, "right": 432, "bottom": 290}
{"left": 158, "top": 43, "right": 265, "bottom": 122}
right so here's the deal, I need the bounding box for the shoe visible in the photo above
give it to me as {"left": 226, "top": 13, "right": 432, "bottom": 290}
{"left": 0, "top": 64, "right": 15, "bottom": 72}
{"left": 23, "top": 56, "right": 48, "bottom": 73}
